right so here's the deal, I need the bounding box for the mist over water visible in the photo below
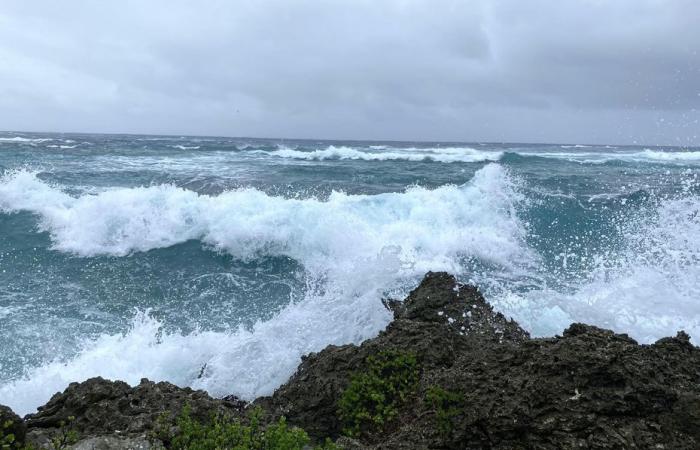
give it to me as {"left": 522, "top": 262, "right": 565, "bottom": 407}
{"left": 1, "top": 132, "right": 699, "bottom": 415}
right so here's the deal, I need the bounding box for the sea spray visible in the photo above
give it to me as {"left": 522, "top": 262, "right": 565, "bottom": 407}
{"left": 490, "top": 191, "right": 700, "bottom": 343}
{"left": 2, "top": 134, "right": 699, "bottom": 421}
{"left": 0, "top": 163, "right": 530, "bottom": 416}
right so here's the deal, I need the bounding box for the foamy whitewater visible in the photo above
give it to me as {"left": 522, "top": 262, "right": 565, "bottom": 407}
{"left": 0, "top": 133, "right": 699, "bottom": 415}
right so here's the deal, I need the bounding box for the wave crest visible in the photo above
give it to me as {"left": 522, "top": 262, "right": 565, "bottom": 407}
{"left": 261, "top": 145, "right": 503, "bottom": 163}
{"left": 0, "top": 164, "right": 533, "bottom": 416}
{"left": 0, "top": 165, "right": 530, "bottom": 272}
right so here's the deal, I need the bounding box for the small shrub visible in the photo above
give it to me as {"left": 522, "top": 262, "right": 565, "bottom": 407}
{"left": 338, "top": 350, "right": 419, "bottom": 437}
{"left": 1, "top": 420, "right": 17, "bottom": 450}
{"left": 425, "top": 386, "right": 464, "bottom": 437}
{"left": 154, "top": 404, "right": 337, "bottom": 450}
{"left": 49, "top": 416, "right": 78, "bottom": 450}
{"left": 1, "top": 419, "right": 35, "bottom": 450}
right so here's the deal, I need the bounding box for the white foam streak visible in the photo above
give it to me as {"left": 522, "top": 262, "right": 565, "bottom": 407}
{"left": 264, "top": 145, "right": 503, "bottom": 163}
{"left": 518, "top": 149, "right": 700, "bottom": 164}
{"left": 0, "top": 137, "right": 52, "bottom": 143}
{"left": 634, "top": 149, "right": 700, "bottom": 161}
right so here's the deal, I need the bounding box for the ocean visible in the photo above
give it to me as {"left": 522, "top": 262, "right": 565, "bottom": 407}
{"left": 0, "top": 132, "right": 698, "bottom": 415}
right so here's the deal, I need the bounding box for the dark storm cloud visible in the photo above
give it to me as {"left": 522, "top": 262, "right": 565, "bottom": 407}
{"left": 0, "top": 0, "right": 698, "bottom": 145}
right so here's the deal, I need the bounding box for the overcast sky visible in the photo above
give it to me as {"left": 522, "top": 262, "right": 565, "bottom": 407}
{"left": 0, "top": 1, "right": 698, "bottom": 145}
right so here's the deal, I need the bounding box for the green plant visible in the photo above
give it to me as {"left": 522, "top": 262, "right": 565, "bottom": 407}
{"left": 1, "top": 420, "right": 17, "bottom": 450}
{"left": 425, "top": 386, "right": 464, "bottom": 437}
{"left": 338, "top": 350, "right": 419, "bottom": 437}
{"left": 153, "top": 404, "right": 337, "bottom": 450}
{"left": 49, "top": 416, "right": 78, "bottom": 450}
{"left": 316, "top": 438, "right": 340, "bottom": 450}
{"left": 1, "top": 420, "right": 34, "bottom": 450}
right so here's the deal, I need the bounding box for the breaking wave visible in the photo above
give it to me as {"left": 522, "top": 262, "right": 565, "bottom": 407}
{"left": 0, "top": 165, "right": 528, "bottom": 266}
{"left": 2, "top": 152, "right": 698, "bottom": 417}
{"left": 512, "top": 148, "right": 700, "bottom": 165}
{"left": 262, "top": 145, "right": 503, "bottom": 163}
{"left": 0, "top": 164, "right": 532, "bottom": 415}
{"left": 633, "top": 149, "right": 700, "bottom": 162}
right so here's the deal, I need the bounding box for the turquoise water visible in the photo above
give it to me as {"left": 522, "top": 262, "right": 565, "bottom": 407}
{"left": 1, "top": 132, "right": 699, "bottom": 414}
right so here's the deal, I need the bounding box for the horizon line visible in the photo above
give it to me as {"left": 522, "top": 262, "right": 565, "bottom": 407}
{"left": 1, "top": 129, "right": 692, "bottom": 149}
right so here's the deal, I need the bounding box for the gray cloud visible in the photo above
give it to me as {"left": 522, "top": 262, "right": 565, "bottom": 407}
{"left": 0, "top": 0, "right": 698, "bottom": 145}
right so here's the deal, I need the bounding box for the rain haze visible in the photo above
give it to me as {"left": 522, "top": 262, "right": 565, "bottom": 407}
{"left": 0, "top": 0, "right": 699, "bottom": 145}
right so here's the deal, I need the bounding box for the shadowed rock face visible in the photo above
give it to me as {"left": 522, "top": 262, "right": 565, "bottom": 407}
{"left": 259, "top": 272, "right": 700, "bottom": 449}
{"left": 3, "top": 272, "right": 700, "bottom": 449}
{"left": 255, "top": 271, "right": 531, "bottom": 441}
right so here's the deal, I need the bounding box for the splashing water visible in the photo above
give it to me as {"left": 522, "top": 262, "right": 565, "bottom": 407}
{"left": 0, "top": 133, "right": 698, "bottom": 416}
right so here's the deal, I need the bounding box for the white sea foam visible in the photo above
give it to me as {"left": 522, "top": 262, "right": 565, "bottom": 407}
{"left": 493, "top": 194, "right": 700, "bottom": 343}
{"left": 0, "top": 165, "right": 529, "bottom": 266}
{"left": 517, "top": 149, "right": 700, "bottom": 164}
{"left": 0, "top": 136, "right": 52, "bottom": 143}
{"left": 0, "top": 164, "right": 532, "bottom": 415}
{"left": 171, "top": 145, "right": 201, "bottom": 150}
{"left": 263, "top": 145, "right": 503, "bottom": 163}
{"left": 3, "top": 160, "right": 697, "bottom": 416}
{"left": 632, "top": 149, "right": 700, "bottom": 161}
{"left": 90, "top": 153, "right": 248, "bottom": 176}
{"left": 0, "top": 306, "right": 14, "bottom": 320}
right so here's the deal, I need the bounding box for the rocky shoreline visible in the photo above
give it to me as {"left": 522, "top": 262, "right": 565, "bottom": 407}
{"left": 3, "top": 272, "right": 700, "bottom": 449}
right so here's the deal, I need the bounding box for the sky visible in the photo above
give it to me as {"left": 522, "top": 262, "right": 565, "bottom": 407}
{"left": 0, "top": 0, "right": 698, "bottom": 145}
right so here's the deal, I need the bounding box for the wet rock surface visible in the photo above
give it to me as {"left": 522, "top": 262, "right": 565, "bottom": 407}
{"left": 260, "top": 272, "right": 700, "bottom": 448}
{"left": 20, "top": 378, "right": 243, "bottom": 448}
{"left": 4, "top": 272, "right": 700, "bottom": 449}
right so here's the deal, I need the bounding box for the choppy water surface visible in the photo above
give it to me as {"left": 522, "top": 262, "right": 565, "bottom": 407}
{"left": 1, "top": 132, "right": 698, "bottom": 415}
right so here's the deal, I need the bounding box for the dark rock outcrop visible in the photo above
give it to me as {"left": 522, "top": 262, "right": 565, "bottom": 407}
{"left": 260, "top": 272, "right": 700, "bottom": 449}
{"left": 255, "top": 271, "right": 530, "bottom": 440}
{"left": 4, "top": 272, "right": 700, "bottom": 449}
{"left": 23, "top": 378, "right": 244, "bottom": 447}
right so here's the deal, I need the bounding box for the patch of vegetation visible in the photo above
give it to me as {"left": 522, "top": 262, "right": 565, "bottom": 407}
{"left": 1, "top": 420, "right": 20, "bottom": 450}
{"left": 153, "top": 405, "right": 338, "bottom": 450}
{"left": 2, "top": 416, "right": 76, "bottom": 450}
{"left": 49, "top": 417, "right": 78, "bottom": 450}
{"left": 338, "top": 349, "right": 419, "bottom": 437}
{"left": 425, "top": 386, "right": 464, "bottom": 437}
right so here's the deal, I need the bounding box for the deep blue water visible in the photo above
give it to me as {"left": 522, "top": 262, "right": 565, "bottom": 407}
{"left": 1, "top": 132, "right": 699, "bottom": 414}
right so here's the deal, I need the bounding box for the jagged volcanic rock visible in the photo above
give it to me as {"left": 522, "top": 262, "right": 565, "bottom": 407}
{"left": 259, "top": 272, "right": 700, "bottom": 449}
{"left": 3, "top": 272, "right": 700, "bottom": 449}
{"left": 21, "top": 378, "right": 243, "bottom": 448}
